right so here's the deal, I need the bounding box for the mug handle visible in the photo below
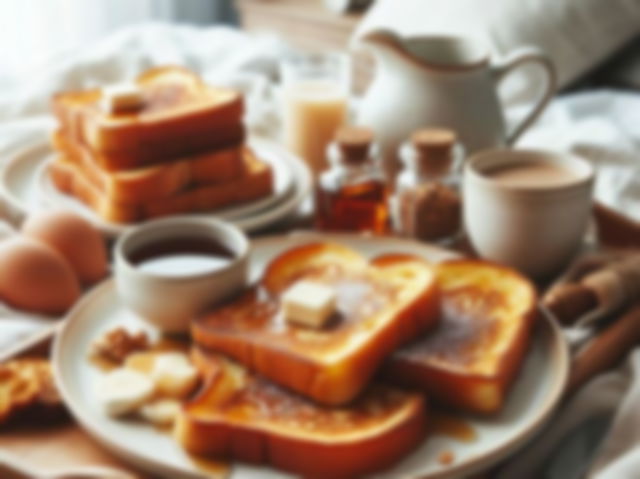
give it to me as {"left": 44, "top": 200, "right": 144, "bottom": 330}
{"left": 492, "top": 47, "right": 557, "bottom": 145}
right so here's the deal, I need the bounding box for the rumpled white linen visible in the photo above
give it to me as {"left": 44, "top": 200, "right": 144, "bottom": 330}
{"left": 517, "top": 91, "right": 640, "bottom": 222}
{"left": 0, "top": 22, "right": 639, "bottom": 478}
{"left": 497, "top": 350, "right": 640, "bottom": 479}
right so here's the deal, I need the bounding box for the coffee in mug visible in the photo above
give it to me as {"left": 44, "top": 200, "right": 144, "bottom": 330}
{"left": 464, "top": 149, "right": 594, "bottom": 279}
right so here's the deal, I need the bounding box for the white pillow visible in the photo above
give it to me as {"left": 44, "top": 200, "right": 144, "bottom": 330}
{"left": 353, "top": 0, "right": 640, "bottom": 89}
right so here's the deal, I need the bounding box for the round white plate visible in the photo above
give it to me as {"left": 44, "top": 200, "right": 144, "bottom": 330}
{"left": 53, "top": 233, "right": 569, "bottom": 479}
{"left": 0, "top": 137, "right": 311, "bottom": 236}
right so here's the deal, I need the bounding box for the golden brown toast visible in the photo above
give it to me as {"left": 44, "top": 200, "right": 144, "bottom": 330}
{"left": 49, "top": 148, "right": 273, "bottom": 223}
{"left": 55, "top": 123, "right": 244, "bottom": 172}
{"left": 56, "top": 125, "right": 244, "bottom": 172}
{"left": 192, "top": 243, "right": 439, "bottom": 406}
{"left": 0, "top": 359, "right": 65, "bottom": 425}
{"left": 52, "top": 66, "right": 244, "bottom": 168}
{"left": 175, "top": 348, "right": 427, "bottom": 479}
{"left": 383, "top": 260, "right": 538, "bottom": 414}
{"left": 52, "top": 130, "right": 246, "bottom": 203}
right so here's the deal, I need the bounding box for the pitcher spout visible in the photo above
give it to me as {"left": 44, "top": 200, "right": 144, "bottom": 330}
{"left": 360, "top": 29, "right": 432, "bottom": 72}
{"left": 361, "top": 30, "right": 493, "bottom": 72}
{"left": 360, "top": 29, "right": 408, "bottom": 59}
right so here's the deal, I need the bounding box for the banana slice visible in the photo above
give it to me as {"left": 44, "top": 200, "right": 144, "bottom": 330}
{"left": 151, "top": 353, "right": 199, "bottom": 399}
{"left": 96, "top": 368, "right": 155, "bottom": 417}
{"left": 124, "top": 351, "right": 157, "bottom": 375}
{"left": 139, "top": 398, "right": 181, "bottom": 426}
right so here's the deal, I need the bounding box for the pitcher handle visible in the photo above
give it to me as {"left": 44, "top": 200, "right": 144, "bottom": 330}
{"left": 492, "top": 47, "right": 557, "bottom": 145}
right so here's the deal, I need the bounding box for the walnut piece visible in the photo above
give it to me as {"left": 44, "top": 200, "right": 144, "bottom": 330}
{"left": 91, "top": 327, "right": 150, "bottom": 365}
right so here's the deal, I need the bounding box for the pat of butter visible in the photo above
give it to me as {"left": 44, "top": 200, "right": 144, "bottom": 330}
{"left": 101, "top": 83, "right": 145, "bottom": 114}
{"left": 282, "top": 281, "right": 336, "bottom": 328}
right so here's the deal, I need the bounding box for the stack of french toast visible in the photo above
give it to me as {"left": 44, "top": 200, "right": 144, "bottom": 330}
{"left": 49, "top": 67, "right": 273, "bottom": 223}
{"left": 173, "top": 242, "right": 538, "bottom": 477}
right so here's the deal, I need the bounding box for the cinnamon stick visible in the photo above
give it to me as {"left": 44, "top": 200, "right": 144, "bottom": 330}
{"left": 566, "top": 303, "right": 640, "bottom": 395}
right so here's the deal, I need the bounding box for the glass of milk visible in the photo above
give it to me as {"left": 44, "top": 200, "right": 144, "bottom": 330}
{"left": 280, "top": 53, "right": 351, "bottom": 177}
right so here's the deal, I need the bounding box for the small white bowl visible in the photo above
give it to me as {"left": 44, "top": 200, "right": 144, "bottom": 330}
{"left": 113, "top": 216, "right": 249, "bottom": 332}
{"left": 464, "top": 149, "right": 594, "bottom": 279}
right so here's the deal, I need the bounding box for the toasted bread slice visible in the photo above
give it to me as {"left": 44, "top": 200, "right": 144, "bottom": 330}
{"left": 49, "top": 149, "right": 273, "bottom": 223}
{"left": 52, "top": 131, "right": 246, "bottom": 203}
{"left": 0, "top": 359, "right": 64, "bottom": 424}
{"left": 0, "top": 362, "right": 40, "bottom": 422}
{"left": 143, "top": 151, "right": 273, "bottom": 219}
{"left": 175, "top": 348, "right": 427, "bottom": 479}
{"left": 50, "top": 156, "right": 137, "bottom": 223}
{"left": 383, "top": 260, "right": 538, "bottom": 414}
{"left": 192, "top": 243, "right": 439, "bottom": 405}
{"left": 56, "top": 124, "right": 244, "bottom": 172}
{"left": 52, "top": 66, "right": 244, "bottom": 165}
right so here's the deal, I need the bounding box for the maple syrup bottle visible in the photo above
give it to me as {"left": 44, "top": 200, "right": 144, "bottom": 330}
{"left": 315, "top": 127, "right": 389, "bottom": 233}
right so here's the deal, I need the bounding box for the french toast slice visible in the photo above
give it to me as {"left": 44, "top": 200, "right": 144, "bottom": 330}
{"left": 52, "top": 125, "right": 244, "bottom": 173}
{"left": 383, "top": 260, "right": 538, "bottom": 414}
{"left": 52, "top": 66, "right": 244, "bottom": 166}
{"left": 192, "top": 243, "right": 439, "bottom": 405}
{"left": 52, "top": 131, "right": 246, "bottom": 203}
{"left": 175, "top": 348, "right": 427, "bottom": 479}
{"left": 49, "top": 148, "right": 273, "bottom": 223}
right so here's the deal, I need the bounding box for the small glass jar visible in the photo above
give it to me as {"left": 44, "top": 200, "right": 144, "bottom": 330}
{"left": 392, "top": 128, "right": 464, "bottom": 243}
{"left": 315, "top": 127, "right": 389, "bottom": 234}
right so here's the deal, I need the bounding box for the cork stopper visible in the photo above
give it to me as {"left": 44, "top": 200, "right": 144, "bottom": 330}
{"left": 335, "top": 126, "right": 374, "bottom": 164}
{"left": 411, "top": 128, "right": 456, "bottom": 176}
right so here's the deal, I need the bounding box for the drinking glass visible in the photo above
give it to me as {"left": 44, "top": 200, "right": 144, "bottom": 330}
{"left": 280, "top": 52, "right": 351, "bottom": 177}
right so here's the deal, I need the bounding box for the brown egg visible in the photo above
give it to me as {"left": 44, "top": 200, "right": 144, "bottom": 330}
{"left": 22, "top": 210, "right": 108, "bottom": 284}
{"left": 0, "top": 237, "right": 80, "bottom": 314}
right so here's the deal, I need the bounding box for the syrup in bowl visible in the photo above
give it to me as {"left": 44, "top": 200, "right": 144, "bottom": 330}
{"left": 114, "top": 216, "right": 249, "bottom": 332}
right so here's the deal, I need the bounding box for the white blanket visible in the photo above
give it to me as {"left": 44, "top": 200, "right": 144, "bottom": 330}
{"left": 518, "top": 90, "right": 640, "bottom": 222}
{"left": 0, "top": 23, "right": 639, "bottom": 478}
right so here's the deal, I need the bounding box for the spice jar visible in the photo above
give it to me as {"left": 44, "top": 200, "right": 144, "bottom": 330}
{"left": 393, "top": 128, "right": 463, "bottom": 242}
{"left": 315, "top": 126, "right": 389, "bottom": 234}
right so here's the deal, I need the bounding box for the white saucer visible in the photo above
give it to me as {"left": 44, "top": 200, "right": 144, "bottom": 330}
{"left": 0, "top": 137, "right": 311, "bottom": 236}
{"left": 53, "top": 233, "right": 569, "bottom": 479}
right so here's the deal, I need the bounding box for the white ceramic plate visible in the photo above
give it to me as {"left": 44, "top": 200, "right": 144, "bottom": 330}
{"left": 53, "top": 233, "right": 569, "bottom": 479}
{"left": 0, "top": 137, "right": 311, "bottom": 236}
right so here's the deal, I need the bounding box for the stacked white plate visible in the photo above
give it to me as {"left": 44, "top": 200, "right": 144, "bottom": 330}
{"left": 0, "top": 136, "right": 312, "bottom": 237}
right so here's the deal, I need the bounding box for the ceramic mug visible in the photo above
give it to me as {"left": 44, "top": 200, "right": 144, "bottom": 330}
{"left": 463, "top": 149, "right": 594, "bottom": 279}
{"left": 114, "top": 216, "right": 249, "bottom": 332}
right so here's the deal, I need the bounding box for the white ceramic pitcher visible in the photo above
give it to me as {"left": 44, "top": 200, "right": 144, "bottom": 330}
{"left": 357, "top": 30, "right": 556, "bottom": 180}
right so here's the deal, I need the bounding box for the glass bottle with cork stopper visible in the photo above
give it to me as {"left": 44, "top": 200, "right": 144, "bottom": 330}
{"left": 315, "top": 126, "right": 389, "bottom": 233}
{"left": 393, "top": 128, "right": 463, "bottom": 243}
